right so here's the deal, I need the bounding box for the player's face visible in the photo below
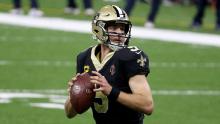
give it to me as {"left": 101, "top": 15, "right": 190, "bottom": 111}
{"left": 107, "top": 23, "right": 126, "bottom": 44}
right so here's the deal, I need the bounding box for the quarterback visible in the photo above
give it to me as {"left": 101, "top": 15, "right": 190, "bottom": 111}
{"left": 65, "top": 5, "right": 154, "bottom": 124}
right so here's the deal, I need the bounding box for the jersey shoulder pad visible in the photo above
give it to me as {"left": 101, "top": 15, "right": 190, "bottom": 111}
{"left": 77, "top": 46, "right": 93, "bottom": 61}
{"left": 76, "top": 46, "right": 93, "bottom": 73}
{"left": 117, "top": 46, "right": 150, "bottom": 77}
{"left": 116, "top": 46, "right": 147, "bottom": 61}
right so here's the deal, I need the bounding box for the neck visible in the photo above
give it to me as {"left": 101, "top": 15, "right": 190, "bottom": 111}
{"left": 100, "top": 44, "right": 113, "bottom": 61}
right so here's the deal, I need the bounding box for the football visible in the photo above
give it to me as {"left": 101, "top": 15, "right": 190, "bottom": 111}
{"left": 70, "top": 73, "right": 95, "bottom": 114}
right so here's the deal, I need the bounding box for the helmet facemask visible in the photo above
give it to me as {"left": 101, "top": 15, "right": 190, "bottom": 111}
{"left": 105, "top": 21, "right": 131, "bottom": 51}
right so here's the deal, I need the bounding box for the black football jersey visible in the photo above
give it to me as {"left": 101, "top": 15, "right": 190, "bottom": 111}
{"left": 76, "top": 44, "right": 150, "bottom": 124}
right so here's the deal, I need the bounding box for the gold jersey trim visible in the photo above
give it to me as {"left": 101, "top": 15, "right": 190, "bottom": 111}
{"left": 91, "top": 45, "right": 115, "bottom": 71}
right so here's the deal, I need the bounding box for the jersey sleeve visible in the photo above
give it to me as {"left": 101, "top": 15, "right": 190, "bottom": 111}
{"left": 119, "top": 46, "right": 150, "bottom": 78}
{"left": 76, "top": 54, "right": 84, "bottom": 74}
{"left": 76, "top": 48, "right": 91, "bottom": 74}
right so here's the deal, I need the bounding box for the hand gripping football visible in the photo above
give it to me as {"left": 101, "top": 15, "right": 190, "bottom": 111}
{"left": 70, "top": 73, "right": 95, "bottom": 114}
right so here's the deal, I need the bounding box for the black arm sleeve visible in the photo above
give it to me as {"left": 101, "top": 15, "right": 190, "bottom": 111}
{"left": 76, "top": 54, "right": 84, "bottom": 74}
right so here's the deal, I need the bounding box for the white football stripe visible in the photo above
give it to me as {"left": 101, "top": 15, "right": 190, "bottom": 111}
{"left": 113, "top": 5, "right": 124, "bottom": 17}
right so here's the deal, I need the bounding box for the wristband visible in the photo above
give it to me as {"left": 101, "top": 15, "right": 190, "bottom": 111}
{"left": 108, "top": 87, "right": 120, "bottom": 101}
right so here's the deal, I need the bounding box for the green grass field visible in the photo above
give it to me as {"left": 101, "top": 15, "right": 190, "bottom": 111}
{"left": 1, "top": 0, "right": 220, "bottom": 124}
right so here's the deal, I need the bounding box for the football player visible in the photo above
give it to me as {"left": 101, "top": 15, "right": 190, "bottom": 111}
{"left": 10, "top": 0, "right": 43, "bottom": 17}
{"left": 65, "top": 5, "right": 154, "bottom": 124}
{"left": 64, "top": 0, "right": 95, "bottom": 16}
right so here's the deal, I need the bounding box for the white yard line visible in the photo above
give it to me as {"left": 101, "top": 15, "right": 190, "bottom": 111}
{"left": 1, "top": 89, "right": 219, "bottom": 109}
{"left": 1, "top": 89, "right": 220, "bottom": 96}
{"left": 0, "top": 60, "right": 220, "bottom": 68}
{"left": 152, "top": 90, "right": 220, "bottom": 96}
{"left": 30, "top": 103, "right": 64, "bottom": 109}
{"left": 0, "top": 60, "right": 74, "bottom": 67}
{"left": 1, "top": 13, "right": 220, "bottom": 47}
{"left": 0, "top": 13, "right": 90, "bottom": 33}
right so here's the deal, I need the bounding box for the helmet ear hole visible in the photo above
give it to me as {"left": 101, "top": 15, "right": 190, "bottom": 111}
{"left": 92, "top": 23, "right": 108, "bottom": 42}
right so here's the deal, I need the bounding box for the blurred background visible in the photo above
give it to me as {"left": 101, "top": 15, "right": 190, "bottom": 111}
{"left": 0, "top": 0, "right": 220, "bottom": 32}
{"left": 0, "top": 0, "right": 220, "bottom": 124}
